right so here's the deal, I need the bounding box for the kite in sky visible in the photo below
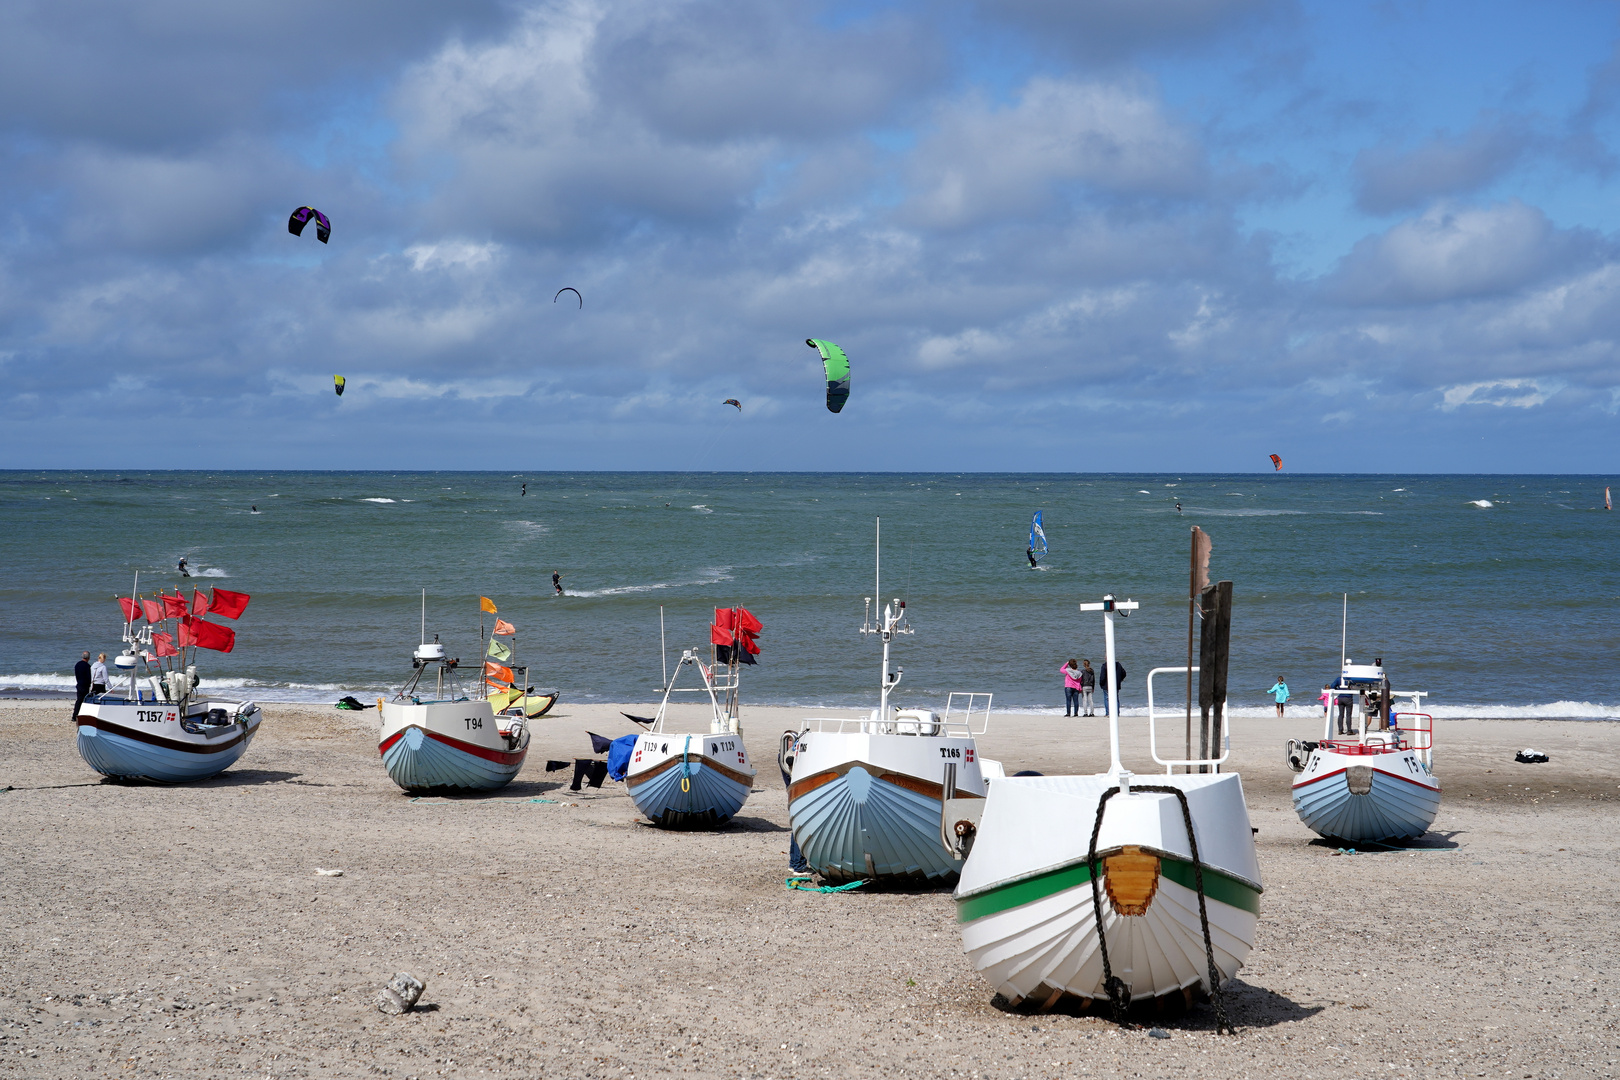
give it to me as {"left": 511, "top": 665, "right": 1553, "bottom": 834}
{"left": 1269, "top": 454, "right": 1282, "bottom": 471}
{"left": 555, "top": 287, "right": 582, "bottom": 308}
{"left": 722, "top": 399, "right": 741, "bottom": 411}
{"left": 334, "top": 376, "right": 345, "bottom": 397}
{"left": 288, "top": 206, "right": 330, "bottom": 243}
{"left": 806, "top": 339, "right": 850, "bottom": 413}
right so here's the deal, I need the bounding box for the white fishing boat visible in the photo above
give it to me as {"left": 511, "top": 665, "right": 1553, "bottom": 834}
{"left": 77, "top": 574, "right": 263, "bottom": 784}
{"left": 948, "top": 594, "right": 1261, "bottom": 1021}
{"left": 623, "top": 606, "right": 760, "bottom": 828}
{"left": 378, "top": 594, "right": 532, "bottom": 792}
{"left": 1286, "top": 661, "right": 1437, "bottom": 843}
{"left": 782, "top": 520, "right": 998, "bottom": 883}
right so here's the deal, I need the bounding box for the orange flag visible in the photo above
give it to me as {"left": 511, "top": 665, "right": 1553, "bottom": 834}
{"left": 483, "top": 661, "right": 513, "bottom": 685}
{"left": 480, "top": 596, "right": 498, "bottom": 613}
{"left": 493, "top": 618, "right": 516, "bottom": 636}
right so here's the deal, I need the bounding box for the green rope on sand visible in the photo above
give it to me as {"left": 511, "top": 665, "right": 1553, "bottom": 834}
{"left": 785, "top": 877, "right": 867, "bottom": 894}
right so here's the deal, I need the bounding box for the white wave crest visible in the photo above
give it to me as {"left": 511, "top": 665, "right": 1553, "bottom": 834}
{"left": 361, "top": 498, "right": 397, "bottom": 504}
{"left": 195, "top": 568, "right": 229, "bottom": 577}
{"left": 690, "top": 505, "right": 713, "bottom": 513}
{"left": 507, "top": 520, "right": 550, "bottom": 536}
{"left": 566, "top": 567, "right": 733, "bottom": 598}
{"left": 1469, "top": 500, "right": 1493, "bottom": 508}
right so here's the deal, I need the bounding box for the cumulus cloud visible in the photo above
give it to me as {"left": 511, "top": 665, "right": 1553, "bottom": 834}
{"left": 903, "top": 77, "right": 1207, "bottom": 229}
{"left": 1439, "top": 378, "right": 1555, "bottom": 410}
{"left": 1353, "top": 118, "right": 1532, "bottom": 214}
{"left": 1323, "top": 201, "right": 1601, "bottom": 306}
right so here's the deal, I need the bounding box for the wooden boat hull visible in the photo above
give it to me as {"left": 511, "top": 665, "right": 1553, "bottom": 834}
{"left": 1292, "top": 747, "right": 1440, "bottom": 842}
{"left": 624, "top": 732, "right": 755, "bottom": 829}
{"left": 76, "top": 698, "right": 262, "bottom": 783}
{"left": 378, "top": 699, "right": 528, "bottom": 792}
{"left": 955, "top": 773, "right": 1262, "bottom": 1006}
{"left": 788, "top": 731, "right": 983, "bottom": 883}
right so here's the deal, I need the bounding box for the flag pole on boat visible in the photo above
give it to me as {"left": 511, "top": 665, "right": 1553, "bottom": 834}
{"left": 1340, "top": 592, "right": 1347, "bottom": 671}
{"left": 1080, "top": 594, "right": 1139, "bottom": 785}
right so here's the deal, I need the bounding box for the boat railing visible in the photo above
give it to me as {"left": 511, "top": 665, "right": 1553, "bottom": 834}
{"left": 1393, "top": 711, "right": 1434, "bottom": 766}
{"left": 1145, "top": 666, "right": 1231, "bottom": 773}
{"left": 806, "top": 697, "right": 989, "bottom": 738}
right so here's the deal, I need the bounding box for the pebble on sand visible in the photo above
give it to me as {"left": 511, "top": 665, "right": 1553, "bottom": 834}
{"left": 376, "top": 972, "right": 426, "bottom": 1016}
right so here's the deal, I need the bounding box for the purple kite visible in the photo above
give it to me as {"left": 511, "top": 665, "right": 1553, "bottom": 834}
{"left": 288, "top": 206, "right": 331, "bottom": 244}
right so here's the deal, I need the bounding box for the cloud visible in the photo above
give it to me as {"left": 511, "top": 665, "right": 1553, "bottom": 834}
{"left": 1352, "top": 118, "right": 1532, "bottom": 214}
{"left": 902, "top": 77, "right": 1207, "bottom": 229}
{"left": 1323, "top": 201, "right": 1600, "bottom": 306}
{"left": 1439, "top": 378, "right": 1555, "bottom": 410}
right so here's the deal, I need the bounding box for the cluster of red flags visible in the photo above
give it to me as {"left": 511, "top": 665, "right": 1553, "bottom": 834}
{"left": 116, "top": 587, "right": 251, "bottom": 654}
{"left": 710, "top": 606, "right": 763, "bottom": 659}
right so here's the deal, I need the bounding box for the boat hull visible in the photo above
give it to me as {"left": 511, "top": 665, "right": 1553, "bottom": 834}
{"left": 624, "top": 732, "right": 755, "bottom": 829}
{"left": 955, "top": 773, "right": 1262, "bottom": 1007}
{"left": 76, "top": 698, "right": 262, "bottom": 783}
{"left": 1292, "top": 747, "right": 1440, "bottom": 843}
{"left": 788, "top": 731, "right": 983, "bottom": 883}
{"left": 378, "top": 699, "right": 528, "bottom": 792}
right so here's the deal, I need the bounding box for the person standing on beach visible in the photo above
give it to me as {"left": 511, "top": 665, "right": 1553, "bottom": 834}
{"left": 72, "top": 652, "right": 92, "bottom": 722}
{"left": 1266, "top": 675, "right": 1289, "bottom": 717}
{"left": 90, "top": 653, "right": 108, "bottom": 697}
{"left": 1060, "top": 659, "right": 1083, "bottom": 716}
{"left": 1080, "top": 659, "right": 1096, "bottom": 716}
{"left": 1100, "top": 660, "right": 1126, "bottom": 716}
{"left": 552, "top": 571, "right": 562, "bottom": 596}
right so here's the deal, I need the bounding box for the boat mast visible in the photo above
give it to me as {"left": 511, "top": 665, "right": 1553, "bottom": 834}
{"left": 1080, "top": 595, "right": 1139, "bottom": 784}
{"left": 1340, "top": 592, "right": 1347, "bottom": 670}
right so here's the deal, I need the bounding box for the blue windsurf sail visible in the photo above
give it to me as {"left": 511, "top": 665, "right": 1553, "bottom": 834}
{"left": 1030, "top": 511, "right": 1047, "bottom": 558}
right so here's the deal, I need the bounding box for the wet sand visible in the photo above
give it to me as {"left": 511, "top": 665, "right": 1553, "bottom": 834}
{"left": 3, "top": 698, "right": 1618, "bottom": 1079}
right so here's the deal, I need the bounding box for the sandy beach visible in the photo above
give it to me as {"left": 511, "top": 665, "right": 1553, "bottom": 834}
{"left": 3, "top": 697, "right": 1618, "bottom": 1079}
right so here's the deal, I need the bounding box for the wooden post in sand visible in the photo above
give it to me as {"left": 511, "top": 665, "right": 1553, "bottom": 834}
{"left": 1187, "top": 528, "right": 1212, "bottom": 770}
{"left": 1197, "top": 580, "right": 1232, "bottom": 772}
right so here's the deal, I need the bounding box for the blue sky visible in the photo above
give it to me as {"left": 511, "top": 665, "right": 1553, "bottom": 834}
{"left": 2, "top": 0, "right": 1617, "bottom": 472}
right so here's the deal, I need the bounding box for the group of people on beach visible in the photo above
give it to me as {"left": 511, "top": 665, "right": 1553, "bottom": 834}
{"left": 1058, "top": 658, "right": 1126, "bottom": 717}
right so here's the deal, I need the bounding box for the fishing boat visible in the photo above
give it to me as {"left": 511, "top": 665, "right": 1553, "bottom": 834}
{"left": 77, "top": 575, "right": 263, "bottom": 783}
{"left": 377, "top": 594, "right": 532, "bottom": 792}
{"left": 1286, "top": 660, "right": 1437, "bottom": 843}
{"left": 623, "top": 606, "right": 760, "bottom": 829}
{"left": 782, "top": 520, "right": 997, "bottom": 883}
{"left": 948, "top": 593, "right": 1261, "bottom": 1018}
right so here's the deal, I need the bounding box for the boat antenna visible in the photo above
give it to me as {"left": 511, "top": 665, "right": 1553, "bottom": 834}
{"left": 660, "top": 605, "right": 668, "bottom": 687}
{"left": 1340, "top": 592, "right": 1347, "bottom": 671}
{"left": 421, "top": 588, "right": 427, "bottom": 647}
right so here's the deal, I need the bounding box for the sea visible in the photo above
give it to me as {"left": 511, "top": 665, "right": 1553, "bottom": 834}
{"left": 1, "top": 471, "right": 1615, "bottom": 720}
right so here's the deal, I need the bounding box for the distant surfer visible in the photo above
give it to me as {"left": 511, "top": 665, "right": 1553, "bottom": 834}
{"left": 521, "top": 483, "right": 527, "bottom": 497}
{"left": 552, "top": 571, "right": 562, "bottom": 596}
{"left": 251, "top": 505, "right": 258, "bottom": 514}
{"left": 177, "top": 557, "right": 190, "bottom": 577}
{"left": 1175, "top": 501, "right": 1182, "bottom": 514}
{"left": 1026, "top": 546, "right": 1038, "bottom": 569}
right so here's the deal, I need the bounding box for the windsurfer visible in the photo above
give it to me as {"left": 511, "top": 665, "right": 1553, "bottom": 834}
{"left": 552, "top": 571, "right": 562, "bottom": 596}
{"left": 1026, "top": 546, "right": 1038, "bottom": 568}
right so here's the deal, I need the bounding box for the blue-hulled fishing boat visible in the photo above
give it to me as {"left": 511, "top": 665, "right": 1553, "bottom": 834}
{"left": 782, "top": 519, "right": 997, "bottom": 883}
{"left": 1287, "top": 660, "right": 1437, "bottom": 843}
{"left": 76, "top": 574, "right": 262, "bottom": 784}
{"left": 377, "top": 593, "right": 532, "bottom": 793}
{"left": 623, "top": 606, "right": 760, "bottom": 828}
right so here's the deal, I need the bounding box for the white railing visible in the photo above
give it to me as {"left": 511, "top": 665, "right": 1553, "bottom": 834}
{"left": 805, "top": 693, "right": 992, "bottom": 737}
{"left": 1145, "top": 666, "right": 1230, "bottom": 773}
{"left": 944, "top": 692, "right": 994, "bottom": 736}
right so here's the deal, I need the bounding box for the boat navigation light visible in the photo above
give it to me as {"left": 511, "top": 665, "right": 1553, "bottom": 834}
{"left": 1102, "top": 594, "right": 1115, "bottom": 612}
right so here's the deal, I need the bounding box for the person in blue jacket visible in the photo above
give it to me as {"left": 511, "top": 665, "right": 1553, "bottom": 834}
{"left": 1266, "top": 675, "right": 1290, "bottom": 717}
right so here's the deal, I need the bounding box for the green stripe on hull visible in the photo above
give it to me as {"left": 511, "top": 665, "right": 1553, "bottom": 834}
{"left": 956, "top": 855, "right": 1261, "bottom": 924}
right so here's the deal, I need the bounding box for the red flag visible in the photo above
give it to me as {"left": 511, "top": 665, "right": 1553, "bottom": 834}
{"left": 162, "top": 593, "right": 188, "bottom": 618}
{"left": 118, "top": 598, "right": 140, "bottom": 623}
{"left": 740, "top": 634, "right": 761, "bottom": 655}
{"left": 493, "top": 619, "right": 516, "bottom": 636}
{"left": 141, "top": 599, "right": 165, "bottom": 622}
{"left": 180, "top": 616, "right": 235, "bottom": 653}
{"left": 152, "top": 632, "right": 179, "bottom": 658}
{"left": 191, "top": 589, "right": 210, "bottom": 617}
{"left": 736, "top": 606, "right": 763, "bottom": 635}
{"left": 483, "top": 661, "right": 513, "bottom": 685}
{"left": 711, "top": 622, "right": 733, "bottom": 647}
{"left": 208, "top": 588, "right": 251, "bottom": 619}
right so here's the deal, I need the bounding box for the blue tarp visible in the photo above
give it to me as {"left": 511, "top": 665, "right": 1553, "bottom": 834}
{"left": 607, "top": 734, "right": 638, "bottom": 781}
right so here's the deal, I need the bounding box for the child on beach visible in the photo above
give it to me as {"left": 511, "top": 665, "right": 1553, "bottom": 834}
{"left": 1079, "top": 659, "right": 1096, "bottom": 716}
{"left": 1266, "top": 676, "right": 1289, "bottom": 717}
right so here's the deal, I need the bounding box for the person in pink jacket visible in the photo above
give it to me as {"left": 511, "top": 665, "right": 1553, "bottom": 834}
{"left": 1061, "top": 659, "right": 1084, "bottom": 717}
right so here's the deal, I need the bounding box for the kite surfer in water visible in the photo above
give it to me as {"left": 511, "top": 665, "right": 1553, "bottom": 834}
{"left": 177, "top": 557, "right": 190, "bottom": 578}
{"left": 552, "top": 571, "right": 562, "bottom": 596}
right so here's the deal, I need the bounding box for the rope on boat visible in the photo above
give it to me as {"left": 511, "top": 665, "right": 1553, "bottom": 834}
{"left": 784, "top": 877, "right": 867, "bottom": 894}
{"left": 1087, "top": 784, "right": 1234, "bottom": 1035}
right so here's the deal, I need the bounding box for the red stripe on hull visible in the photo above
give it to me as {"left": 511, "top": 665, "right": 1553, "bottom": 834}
{"left": 379, "top": 725, "right": 526, "bottom": 766}
{"left": 1293, "top": 765, "right": 1441, "bottom": 793}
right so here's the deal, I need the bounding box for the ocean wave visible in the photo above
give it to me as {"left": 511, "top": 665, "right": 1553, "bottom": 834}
{"left": 360, "top": 498, "right": 397, "bottom": 504}
{"left": 565, "top": 567, "right": 734, "bottom": 598}
{"left": 195, "top": 568, "right": 229, "bottom": 578}
{"left": 690, "top": 505, "right": 713, "bottom": 513}
{"left": 1192, "top": 508, "right": 1306, "bottom": 517}
{"left": 1469, "top": 500, "right": 1493, "bottom": 508}
{"left": 506, "top": 520, "right": 549, "bottom": 535}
